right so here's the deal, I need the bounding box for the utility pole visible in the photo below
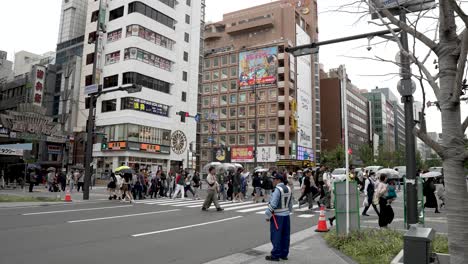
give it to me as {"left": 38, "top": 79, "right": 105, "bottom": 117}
{"left": 83, "top": 0, "right": 103, "bottom": 200}
{"left": 397, "top": 10, "right": 418, "bottom": 227}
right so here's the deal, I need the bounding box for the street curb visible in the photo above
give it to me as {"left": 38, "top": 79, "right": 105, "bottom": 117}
{"left": 204, "top": 224, "right": 354, "bottom": 264}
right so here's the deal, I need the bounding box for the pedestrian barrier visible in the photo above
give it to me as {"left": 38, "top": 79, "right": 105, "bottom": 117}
{"left": 315, "top": 205, "right": 329, "bottom": 232}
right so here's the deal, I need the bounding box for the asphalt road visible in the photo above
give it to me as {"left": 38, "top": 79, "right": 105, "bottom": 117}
{"left": 0, "top": 194, "right": 322, "bottom": 264}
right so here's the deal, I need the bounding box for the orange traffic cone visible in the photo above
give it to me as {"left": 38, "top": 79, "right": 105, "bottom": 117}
{"left": 65, "top": 189, "right": 72, "bottom": 202}
{"left": 315, "top": 206, "right": 329, "bottom": 232}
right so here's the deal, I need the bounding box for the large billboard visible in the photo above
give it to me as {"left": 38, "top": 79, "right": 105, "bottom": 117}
{"left": 238, "top": 47, "right": 278, "bottom": 89}
{"left": 231, "top": 146, "right": 254, "bottom": 162}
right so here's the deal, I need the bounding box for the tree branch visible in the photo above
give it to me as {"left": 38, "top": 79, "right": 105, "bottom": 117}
{"left": 414, "top": 127, "right": 445, "bottom": 159}
{"left": 453, "top": 29, "right": 468, "bottom": 101}
{"left": 376, "top": 5, "right": 440, "bottom": 53}
{"left": 462, "top": 116, "right": 468, "bottom": 133}
{"left": 448, "top": 0, "right": 468, "bottom": 27}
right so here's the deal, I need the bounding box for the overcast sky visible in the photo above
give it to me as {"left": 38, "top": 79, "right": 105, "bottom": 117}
{"left": 0, "top": 0, "right": 463, "bottom": 133}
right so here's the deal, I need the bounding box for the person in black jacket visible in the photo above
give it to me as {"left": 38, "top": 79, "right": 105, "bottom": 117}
{"left": 252, "top": 172, "right": 262, "bottom": 203}
{"left": 262, "top": 172, "right": 273, "bottom": 203}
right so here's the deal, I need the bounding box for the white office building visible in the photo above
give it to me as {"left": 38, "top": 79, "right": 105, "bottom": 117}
{"left": 57, "top": 0, "right": 88, "bottom": 43}
{"left": 78, "top": 0, "right": 203, "bottom": 174}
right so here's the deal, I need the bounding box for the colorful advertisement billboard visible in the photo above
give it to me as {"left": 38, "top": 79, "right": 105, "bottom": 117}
{"left": 231, "top": 146, "right": 254, "bottom": 162}
{"left": 238, "top": 47, "right": 278, "bottom": 89}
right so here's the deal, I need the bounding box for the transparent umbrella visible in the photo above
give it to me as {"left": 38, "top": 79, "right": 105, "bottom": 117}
{"left": 421, "top": 171, "right": 442, "bottom": 178}
{"left": 202, "top": 162, "right": 222, "bottom": 173}
{"left": 376, "top": 168, "right": 399, "bottom": 178}
{"left": 222, "top": 163, "right": 236, "bottom": 172}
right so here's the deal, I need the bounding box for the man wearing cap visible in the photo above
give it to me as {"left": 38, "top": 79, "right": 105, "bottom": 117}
{"left": 264, "top": 173, "right": 293, "bottom": 261}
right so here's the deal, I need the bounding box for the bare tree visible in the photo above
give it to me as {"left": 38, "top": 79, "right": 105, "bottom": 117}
{"left": 363, "top": 1, "right": 468, "bottom": 263}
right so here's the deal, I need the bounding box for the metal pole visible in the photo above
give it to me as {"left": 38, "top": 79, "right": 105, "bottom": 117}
{"left": 83, "top": 0, "right": 102, "bottom": 200}
{"left": 254, "top": 70, "right": 258, "bottom": 169}
{"left": 342, "top": 65, "right": 350, "bottom": 235}
{"left": 400, "top": 10, "right": 418, "bottom": 227}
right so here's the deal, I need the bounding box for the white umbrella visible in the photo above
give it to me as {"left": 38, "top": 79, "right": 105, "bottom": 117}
{"left": 221, "top": 163, "right": 236, "bottom": 172}
{"left": 202, "top": 162, "right": 222, "bottom": 173}
{"left": 421, "top": 171, "right": 442, "bottom": 178}
{"left": 376, "top": 168, "right": 399, "bottom": 177}
{"left": 232, "top": 163, "right": 243, "bottom": 169}
{"left": 254, "top": 168, "right": 268, "bottom": 173}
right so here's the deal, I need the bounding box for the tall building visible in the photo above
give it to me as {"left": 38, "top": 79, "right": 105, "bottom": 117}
{"left": 377, "top": 87, "right": 406, "bottom": 152}
{"left": 78, "top": 0, "right": 204, "bottom": 174}
{"left": 57, "top": 0, "right": 88, "bottom": 43}
{"left": 200, "top": 0, "right": 320, "bottom": 170}
{"left": 13, "top": 51, "right": 55, "bottom": 77}
{"left": 0, "top": 50, "right": 13, "bottom": 84}
{"left": 320, "top": 67, "right": 370, "bottom": 164}
{"left": 362, "top": 88, "right": 396, "bottom": 151}
{"left": 418, "top": 132, "right": 441, "bottom": 160}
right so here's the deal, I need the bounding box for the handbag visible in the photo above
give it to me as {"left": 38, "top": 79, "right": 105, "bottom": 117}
{"left": 362, "top": 199, "right": 369, "bottom": 207}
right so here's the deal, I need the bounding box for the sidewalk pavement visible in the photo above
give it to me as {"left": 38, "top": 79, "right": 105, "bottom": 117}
{"left": 204, "top": 226, "right": 356, "bottom": 264}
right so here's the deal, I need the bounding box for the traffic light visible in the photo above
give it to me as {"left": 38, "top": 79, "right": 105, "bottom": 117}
{"left": 101, "top": 137, "right": 108, "bottom": 150}
{"left": 178, "top": 111, "right": 190, "bottom": 122}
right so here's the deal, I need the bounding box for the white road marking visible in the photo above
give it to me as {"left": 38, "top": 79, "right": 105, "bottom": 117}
{"left": 237, "top": 205, "right": 268, "bottom": 213}
{"left": 297, "top": 214, "right": 315, "bottom": 218}
{"left": 132, "top": 216, "right": 243, "bottom": 237}
{"left": 22, "top": 205, "right": 134, "bottom": 215}
{"left": 186, "top": 201, "right": 232, "bottom": 208}
{"left": 145, "top": 199, "right": 202, "bottom": 205}
{"left": 68, "top": 209, "right": 180, "bottom": 223}
{"left": 172, "top": 201, "right": 206, "bottom": 207}
{"left": 223, "top": 203, "right": 268, "bottom": 211}
{"left": 149, "top": 200, "right": 202, "bottom": 206}
{"left": 218, "top": 201, "right": 254, "bottom": 208}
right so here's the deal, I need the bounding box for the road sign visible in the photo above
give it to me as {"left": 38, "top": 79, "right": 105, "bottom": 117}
{"left": 194, "top": 114, "right": 200, "bottom": 123}
{"left": 84, "top": 84, "right": 99, "bottom": 95}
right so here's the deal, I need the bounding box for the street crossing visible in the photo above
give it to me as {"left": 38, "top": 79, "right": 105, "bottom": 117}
{"left": 133, "top": 197, "right": 319, "bottom": 218}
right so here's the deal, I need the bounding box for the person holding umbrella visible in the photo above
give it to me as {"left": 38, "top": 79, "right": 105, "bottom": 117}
{"left": 264, "top": 173, "right": 293, "bottom": 261}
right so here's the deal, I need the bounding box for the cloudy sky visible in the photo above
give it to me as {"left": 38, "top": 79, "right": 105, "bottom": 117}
{"left": 0, "top": 0, "right": 463, "bottom": 133}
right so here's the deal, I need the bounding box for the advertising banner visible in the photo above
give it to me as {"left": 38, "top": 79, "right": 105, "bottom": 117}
{"left": 256, "top": 146, "right": 277, "bottom": 163}
{"left": 213, "top": 147, "right": 231, "bottom": 163}
{"left": 238, "top": 47, "right": 278, "bottom": 89}
{"left": 231, "top": 146, "right": 254, "bottom": 162}
{"left": 32, "top": 65, "right": 46, "bottom": 106}
{"left": 297, "top": 146, "right": 314, "bottom": 161}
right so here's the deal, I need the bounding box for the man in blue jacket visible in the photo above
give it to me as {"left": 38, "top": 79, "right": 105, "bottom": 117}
{"left": 264, "top": 173, "right": 293, "bottom": 261}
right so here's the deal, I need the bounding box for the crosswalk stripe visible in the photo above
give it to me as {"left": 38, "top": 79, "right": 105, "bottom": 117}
{"left": 225, "top": 203, "right": 269, "bottom": 211}
{"left": 147, "top": 200, "right": 202, "bottom": 206}
{"left": 186, "top": 201, "right": 232, "bottom": 208}
{"left": 297, "top": 214, "right": 314, "bottom": 218}
{"left": 172, "top": 201, "right": 206, "bottom": 207}
{"left": 237, "top": 205, "right": 268, "bottom": 213}
{"left": 218, "top": 201, "right": 255, "bottom": 208}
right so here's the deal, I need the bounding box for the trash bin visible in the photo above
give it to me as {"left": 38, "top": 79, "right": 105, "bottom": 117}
{"left": 404, "top": 225, "right": 435, "bottom": 264}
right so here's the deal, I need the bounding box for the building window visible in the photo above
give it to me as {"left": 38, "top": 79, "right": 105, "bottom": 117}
{"left": 239, "top": 106, "right": 246, "bottom": 117}
{"left": 248, "top": 105, "right": 255, "bottom": 116}
{"left": 213, "top": 57, "right": 219, "bottom": 67}
{"left": 86, "top": 53, "right": 95, "bottom": 65}
{"left": 211, "top": 95, "right": 218, "bottom": 106}
{"left": 229, "top": 121, "right": 237, "bottom": 131}
{"left": 229, "top": 94, "right": 237, "bottom": 104}
{"left": 182, "top": 71, "right": 188, "bottom": 81}
{"left": 239, "top": 120, "right": 246, "bottom": 131}
{"left": 231, "top": 67, "right": 237, "bottom": 77}
{"left": 258, "top": 104, "right": 266, "bottom": 116}
{"left": 220, "top": 95, "right": 227, "bottom": 105}
{"left": 259, "top": 119, "right": 266, "bottom": 130}
{"left": 184, "top": 32, "right": 190, "bottom": 42}
{"left": 249, "top": 92, "right": 256, "bottom": 103}
{"left": 230, "top": 107, "right": 237, "bottom": 118}
{"left": 269, "top": 133, "right": 277, "bottom": 144}
{"left": 221, "top": 68, "right": 228, "bottom": 79}
{"left": 183, "top": 51, "right": 189, "bottom": 62}
{"left": 88, "top": 31, "right": 97, "bottom": 43}
{"left": 102, "top": 99, "right": 117, "bottom": 113}
{"left": 203, "top": 97, "right": 209, "bottom": 107}
{"left": 109, "top": 6, "right": 124, "bottom": 21}
{"left": 269, "top": 118, "right": 277, "bottom": 129}
{"left": 222, "top": 56, "right": 228, "bottom": 65}
{"left": 103, "top": 74, "right": 119, "bottom": 89}
{"left": 204, "top": 72, "right": 210, "bottom": 82}
{"left": 122, "top": 72, "right": 171, "bottom": 94}
{"left": 186, "top": 0, "right": 191, "bottom": 6}
{"left": 91, "top": 10, "right": 99, "bottom": 22}
{"left": 212, "top": 83, "right": 219, "bottom": 93}
{"left": 269, "top": 89, "right": 277, "bottom": 99}
{"left": 158, "top": 0, "right": 176, "bottom": 8}
{"left": 128, "top": 2, "right": 175, "bottom": 29}
{"left": 221, "top": 82, "right": 228, "bottom": 92}
{"left": 105, "top": 51, "right": 120, "bottom": 65}
{"left": 220, "top": 121, "right": 227, "bottom": 132}
{"left": 202, "top": 123, "right": 209, "bottom": 133}
{"left": 124, "top": 47, "right": 172, "bottom": 71}
{"left": 238, "top": 134, "right": 246, "bottom": 145}
{"left": 181, "top": 91, "right": 186, "bottom": 102}
{"left": 85, "top": 75, "right": 93, "bottom": 86}
{"left": 239, "top": 92, "right": 246, "bottom": 103}
{"left": 230, "top": 54, "right": 237, "bottom": 64}
{"left": 269, "top": 103, "right": 277, "bottom": 114}
{"left": 185, "top": 14, "right": 190, "bottom": 24}
{"left": 230, "top": 80, "right": 237, "bottom": 90}
{"left": 248, "top": 134, "right": 255, "bottom": 144}
{"left": 126, "top": 25, "right": 175, "bottom": 50}
{"left": 212, "top": 70, "right": 219, "bottom": 80}
{"left": 258, "top": 134, "right": 266, "bottom": 144}
{"left": 204, "top": 59, "right": 210, "bottom": 69}
{"left": 259, "top": 91, "right": 266, "bottom": 101}
{"left": 203, "top": 84, "right": 210, "bottom": 94}
{"left": 220, "top": 108, "right": 227, "bottom": 119}
{"left": 107, "top": 28, "right": 122, "bottom": 42}
{"left": 229, "top": 135, "right": 236, "bottom": 145}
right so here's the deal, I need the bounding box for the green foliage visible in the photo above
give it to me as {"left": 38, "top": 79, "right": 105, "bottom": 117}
{"left": 358, "top": 144, "right": 374, "bottom": 167}
{"left": 323, "top": 229, "right": 448, "bottom": 264}
{"left": 425, "top": 154, "right": 443, "bottom": 168}
{"left": 321, "top": 144, "right": 345, "bottom": 169}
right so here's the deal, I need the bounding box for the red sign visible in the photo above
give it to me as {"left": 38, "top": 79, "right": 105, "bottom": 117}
{"left": 231, "top": 146, "right": 254, "bottom": 162}
{"left": 33, "top": 65, "right": 46, "bottom": 106}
